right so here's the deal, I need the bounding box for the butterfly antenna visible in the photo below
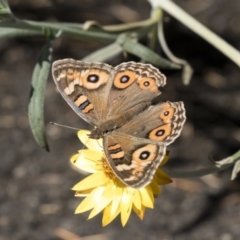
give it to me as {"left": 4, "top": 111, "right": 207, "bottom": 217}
{"left": 83, "top": 137, "right": 103, "bottom": 150}
{"left": 51, "top": 122, "right": 90, "bottom": 152}
{"left": 50, "top": 122, "right": 80, "bottom": 131}
{"left": 79, "top": 141, "right": 87, "bottom": 151}
{"left": 83, "top": 138, "right": 90, "bottom": 149}
{"left": 96, "top": 139, "right": 103, "bottom": 148}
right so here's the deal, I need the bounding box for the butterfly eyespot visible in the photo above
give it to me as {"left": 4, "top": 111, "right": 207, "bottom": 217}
{"left": 140, "top": 151, "right": 150, "bottom": 160}
{"left": 148, "top": 125, "right": 171, "bottom": 141}
{"left": 87, "top": 74, "right": 99, "bottom": 83}
{"left": 156, "top": 129, "right": 165, "bottom": 136}
{"left": 164, "top": 111, "right": 169, "bottom": 116}
{"left": 120, "top": 75, "right": 130, "bottom": 83}
{"left": 137, "top": 78, "right": 158, "bottom": 92}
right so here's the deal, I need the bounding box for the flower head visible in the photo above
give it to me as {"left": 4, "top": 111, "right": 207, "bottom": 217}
{"left": 71, "top": 130, "right": 172, "bottom": 227}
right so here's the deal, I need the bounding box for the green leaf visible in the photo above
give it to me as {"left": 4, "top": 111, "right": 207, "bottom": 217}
{"left": 82, "top": 42, "right": 122, "bottom": 62}
{"left": 117, "top": 35, "right": 181, "bottom": 69}
{"left": 0, "top": 28, "right": 42, "bottom": 39}
{"left": 231, "top": 161, "right": 240, "bottom": 180}
{"left": 28, "top": 40, "right": 53, "bottom": 151}
{"left": 0, "top": 0, "right": 14, "bottom": 20}
{"left": 0, "top": 0, "right": 10, "bottom": 9}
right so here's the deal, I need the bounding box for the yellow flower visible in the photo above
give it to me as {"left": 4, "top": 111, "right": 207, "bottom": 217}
{"left": 70, "top": 130, "right": 172, "bottom": 227}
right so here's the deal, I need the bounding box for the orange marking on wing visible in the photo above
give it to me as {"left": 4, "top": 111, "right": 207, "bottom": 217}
{"left": 74, "top": 95, "right": 87, "bottom": 107}
{"left": 73, "top": 70, "right": 80, "bottom": 82}
{"left": 132, "top": 144, "right": 157, "bottom": 164}
{"left": 108, "top": 143, "right": 121, "bottom": 151}
{"left": 67, "top": 68, "right": 74, "bottom": 81}
{"left": 110, "top": 151, "right": 125, "bottom": 159}
{"left": 114, "top": 70, "right": 137, "bottom": 89}
{"left": 137, "top": 78, "right": 158, "bottom": 92}
{"left": 82, "top": 69, "right": 109, "bottom": 89}
{"left": 82, "top": 103, "right": 94, "bottom": 113}
{"left": 159, "top": 103, "right": 175, "bottom": 123}
{"left": 148, "top": 124, "right": 171, "bottom": 141}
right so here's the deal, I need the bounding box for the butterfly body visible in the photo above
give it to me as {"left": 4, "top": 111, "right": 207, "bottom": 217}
{"left": 52, "top": 59, "right": 186, "bottom": 188}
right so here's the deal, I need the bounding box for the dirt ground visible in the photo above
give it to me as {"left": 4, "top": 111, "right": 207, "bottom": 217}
{"left": 0, "top": 0, "right": 240, "bottom": 239}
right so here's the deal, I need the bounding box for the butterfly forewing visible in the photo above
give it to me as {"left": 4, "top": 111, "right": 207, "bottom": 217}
{"left": 52, "top": 59, "right": 114, "bottom": 126}
{"left": 107, "top": 62, "right": 166, "bottom": 119}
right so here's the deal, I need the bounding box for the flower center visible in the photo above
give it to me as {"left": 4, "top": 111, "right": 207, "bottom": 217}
{"left": 101, "top": 157, "right": 116, "bottom": 180}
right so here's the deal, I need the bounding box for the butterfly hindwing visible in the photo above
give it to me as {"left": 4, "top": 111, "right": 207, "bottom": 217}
{"left": 103, "top": 133, "right": 166, "bottom": 188}
{"left": 119, "top": 101, "right": 186, "bottom": 145}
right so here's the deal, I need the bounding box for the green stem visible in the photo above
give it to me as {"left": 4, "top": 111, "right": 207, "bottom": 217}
{"left": 83, "top": 15, "right": 159, "bottom": 33}
{"left": 148, "top": 0, "right": 240, "bottom": 67}
{"left": 0, "top": 12, "right": 160, "bottom": 42}
{"left": 0, "top": 20, "right": 117, "bottom": 42}
{"left": 164, "top": 150, "right": 240, "bottom": 178}
{"left": 148, "top": 8, "right": 163, "bottom": 51}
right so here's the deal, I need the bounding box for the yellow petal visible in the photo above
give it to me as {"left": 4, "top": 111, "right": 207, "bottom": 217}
{"left": 110, "top": 185, "right": 123, "bottom": 216}
{"left": 159, "top": 151, "right": 170, "bottom": 167}
{"left": 133, "top": 204, "right": 145, "bottom": 220}
{"left": 132, "top": 189, "right": 142, "bottom": 211}
{"left": 88, "top": 184, "right": 114, "bottom": 219}
{"left": 120, "top": 188, "right": 133, "bottom": 227}
{"left": 75, "top": 186, "right": 105, "bottom": 213}
{"left": 149, "top": 178, "right": 161, "bottom": 195}
{"left": 70, "top": 154, "right": 79, "bottom": 163}
{"left": 102, "top": 201, "right": 121, "bottom": 227}
{"left": 139, "top": 186, "right": 154, "bottom": 208}
{"left": 72, "top": 171, "right": 109, "bottom": 191}
{"left": 75, "top": 149, "right": 103, "bottom": 163}
{"left": 155, "top": 169, "right": 172, "bottom": 185}
{"left": 78, "top": 130, "right": 103, "bottom": 151}
{"left": 75, "top": 188, "right": 94, "bottom": 197}
{"left": 71, "top": 150, "right": 103, "bottom": 173}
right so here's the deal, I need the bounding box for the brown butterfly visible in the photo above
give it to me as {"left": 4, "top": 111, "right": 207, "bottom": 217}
{"left": 52, "top": 59, "right": 186, "bottom": 188}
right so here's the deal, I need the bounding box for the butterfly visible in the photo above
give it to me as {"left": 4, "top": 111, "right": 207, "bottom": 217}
{"left": 52, "top": 59, "right": 186, "bottom": 188}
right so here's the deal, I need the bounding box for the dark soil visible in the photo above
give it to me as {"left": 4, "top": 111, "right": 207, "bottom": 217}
{"left": 0, "top": 0, "right": 240, "bottom": 239}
